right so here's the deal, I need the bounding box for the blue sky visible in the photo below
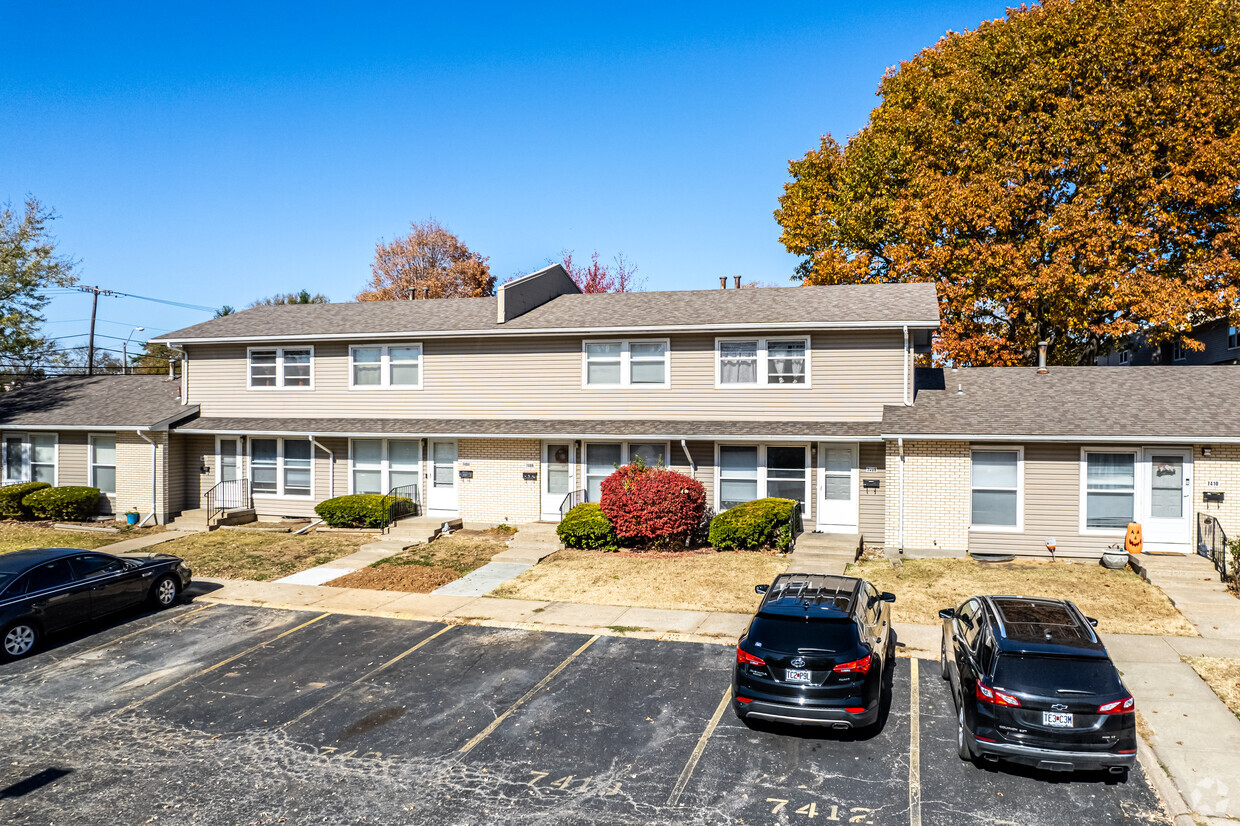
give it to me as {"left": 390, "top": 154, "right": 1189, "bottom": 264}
{"left": 2, "top": 1, "right": 1011, "bottom": 347}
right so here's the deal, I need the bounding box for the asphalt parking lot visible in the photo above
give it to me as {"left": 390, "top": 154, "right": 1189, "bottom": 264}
{"left": 0, "top": 603, "right": 1169, "bottom": 825}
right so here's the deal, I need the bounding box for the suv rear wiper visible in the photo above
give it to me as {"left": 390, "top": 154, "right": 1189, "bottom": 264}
{"left": 796, "top": 647, "right": 837, "bottom": 654}
{"left": 1055, "top": 688, "right": 1096, "bottom": 695}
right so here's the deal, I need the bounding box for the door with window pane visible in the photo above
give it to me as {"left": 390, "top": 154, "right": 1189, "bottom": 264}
{"left": 817, "top": 443, "right": 857, "bottom": 532}
{"left": 542, "top": 442, "right": 573, "bottom": 519}
{"left": 1141, "top": 450, "right": 1192, "bottom": 550}
{"left": 427, "top": 440, "right": 458, "bottom": 514}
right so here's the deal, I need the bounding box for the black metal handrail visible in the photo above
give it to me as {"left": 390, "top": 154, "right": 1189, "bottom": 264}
{"left": 381, "top": 483, "right": 421, "bottom": 533}
{"left": 559, "top": 488, "right": 586, "bottom": 521}
{"left": 204, "top": 478, "right": 251, "bottom": 528}
{"left": 786, "top": 501, "right": 805, "bottom": 552}
{"left": 1197, "top": 511, "right": 1230, "bottom": 580}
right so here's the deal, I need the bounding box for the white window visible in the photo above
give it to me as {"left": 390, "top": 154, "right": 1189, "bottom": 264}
{"left": 1118, "top": 350, "right": 1131, "bottom": 365}
{"left": 350, "top": 439, "right": 421, "bottom": 494}
{"left": 1172, "top": 342, "right": 1186, "bottom": 362}
{"left": 1082, "top": 451, "right": 1136, "bottom": 531}
{"left": 248, "top": 347, "right": 314, "bottom": 389}
{"left": 583, "top": 441, "right": 672, "bottom": 502}
{"left": 717, "top": 444, "right": 809, "bottom": 512}
{"left": 350, "top": 344, "right": 422, "bottom": 389}
{"left": 250, "top": 437, "right": 313, "bottom": 497}
{"left": 716, "top": 338, "right": 810, "bottom": 387}
{"left": 2, "top": 433, "right": 57, "bottom": 485}
{"left": 970, "top": 448, "right": 1022, "bottom": 530}
{"left": 582, "top": 340, "right": 669, "bottom": 387}
{"left": 89, "top": 434, "right": 117, "bottom": 495}
{"left": 1230, "top": 326, "right": 1239, "bottom": 350}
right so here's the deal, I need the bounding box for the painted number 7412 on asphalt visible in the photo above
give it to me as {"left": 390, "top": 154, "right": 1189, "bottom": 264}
{"left": 767, "top": 799, "right": 875, "bottom": 823}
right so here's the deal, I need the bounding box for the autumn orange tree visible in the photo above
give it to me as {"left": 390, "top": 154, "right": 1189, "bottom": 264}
{"left": 358, "top": 219, "right": 493, "bottom": 301}
{"left": 776, "top": 0, "right": 1240, "bottom": 365}
{"left": 560, "top": 249, "right": 643, "bottom": 293}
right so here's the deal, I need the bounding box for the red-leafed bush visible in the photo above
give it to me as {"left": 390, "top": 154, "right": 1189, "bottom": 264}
{"left": 599, "top": 459, "right": 706, "bottom": 549}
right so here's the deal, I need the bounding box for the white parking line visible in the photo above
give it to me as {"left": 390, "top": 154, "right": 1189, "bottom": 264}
{"left": 909, "top": 657, "right": 921, "bottom": 826}
{"left": 667, "top": 685, "right": 732, "bottom": 806}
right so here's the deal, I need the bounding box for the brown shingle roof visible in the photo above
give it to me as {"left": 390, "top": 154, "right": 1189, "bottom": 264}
{"left": 883, "top": 366, "right": 1240, "bottom": 440}
{"left": 0, "top": 375, "right": 196, "bottom": 429}
{"left": 155, "top": 283, "right": 940, "bottom": 343}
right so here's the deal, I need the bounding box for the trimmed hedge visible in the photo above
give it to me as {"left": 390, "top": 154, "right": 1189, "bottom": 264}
{"left": 315, "top": 494, "right": 412, "bottom": 528}
{"left": 599, "top": 462, "right": 706, "bottom": 549}
{"left": 23, "top": 486, "right": 102, "bottom": 521}
{"left": 708, "top": 498, "right": 800, "bottom": 551}
{"left": 0, "top": 481, "right": 51, "bottom": 520}
{"left": 557, "top": 503, "right": 619, "bottom": 550}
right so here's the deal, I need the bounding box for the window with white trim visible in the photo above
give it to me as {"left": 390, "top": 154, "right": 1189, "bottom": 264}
{"left": 250, "top": 437, "right": 313, "bottom": 497}
{"left": 717, "top": 444, "right": 809, "bottom": 512}
{"left": 1230, "top": 326, "right": 1239, "bottom": 349}
{"left": 717, "top": 338, "right": 809, "bottom": 386}
{"left": 89, "top": 434, "right": 117, "bottom": 495}
{"left": 248, "top": 347, "right": 313, "bottom": 388}
{"left": 970, "top": 449, "right": 1021, "bottom": 529}
{"left": 1172, "top": 342, "right": 1186, "bottom": 362}
{"left": 350, "top": 439, "right": 420, "bottom": 494}
{"left": 1118, "top": 350, "right": 1131, "bottom": 365}
{"left": 1083, "top": 451, "right": 1136, "bottom": 530}
{"left": 2, "top": 433, "right": 57, "bottom": 485}
{"left": 583, "top": 441, "right": 672, "bottom": 502}
{"left": 350, "top": 344, "right": 422, "bottom": 388}
{"left": 582, "top": 340, "right": 669, "bottom": 387}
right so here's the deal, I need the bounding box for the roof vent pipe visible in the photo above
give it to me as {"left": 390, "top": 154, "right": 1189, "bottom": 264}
{"left": 733, "top": 275, "right": 741, "bottom": 289}
{"left": 1037, "top": 340, "right": 1049, "bottom": 374}
{"left": 719, "top": 276, "right": 727, "bottom": 289}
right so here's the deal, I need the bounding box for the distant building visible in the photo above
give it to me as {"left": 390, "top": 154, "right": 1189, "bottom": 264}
{"left": 1095, "top": 318, "right": 1240, "bottom": 366}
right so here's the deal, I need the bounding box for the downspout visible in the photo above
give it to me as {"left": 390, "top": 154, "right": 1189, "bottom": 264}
{"left": 309, "top": 436, "right": 333, "bottom": 498}
{"left": 679, "top": 439, "right": 696, "bottom": 478}
{"left": 903, "top": 326, "right": 911, "bottom": 406}
{"left": 897, "top": 437, "right": 905, "bottom": 554}
{"left": 137, "top": 429, "right": 158, "bottom": 527}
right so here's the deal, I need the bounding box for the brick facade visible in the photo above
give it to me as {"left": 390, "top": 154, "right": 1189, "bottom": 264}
{"left": 1193, "top": 444, "right": 1240, "bottom": 539}
{"left": 883, "top": 439, "right": 970, "bottom": 554}
{"left": 115, "top": 430, "right": 167, "bottom": 523}
{"left": 456, "top": 438, "right": 542, "bottom": 526}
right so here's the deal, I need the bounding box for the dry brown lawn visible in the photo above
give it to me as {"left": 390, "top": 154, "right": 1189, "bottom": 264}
{"left": 1187, "top": 657, "right": 1240, "bottom": 720}
{"left": 847, "top": 557, "right": 1196, "bottom": 636}
{"left": 327, "top": 529, "right": 507, "bottom": 593}
{"left": 156, "top": 529, "right": 370, "bottom": 581}
{"left": 490, "top": 548, "right": 788, "bottom": 614}
{"left": 0, "top": 522, "right": 164, "bottom": 555}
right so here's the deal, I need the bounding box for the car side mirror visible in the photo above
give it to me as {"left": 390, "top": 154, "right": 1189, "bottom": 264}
{"left": 1087, "top": 616, "right": 1099, "bottom": 628}
{"left": 880, "top": 592, "right": 896, "bottom": 603}
{"left": 124, "top": 559, "right": 141, "bottom": 570}
{"left": 754, "top": 584, "right": 769, "bottom": 595}
{"left": 938, "top": 608, "right": 955, "bottom": 619}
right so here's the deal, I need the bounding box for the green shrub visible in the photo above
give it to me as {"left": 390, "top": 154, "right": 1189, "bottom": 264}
{"left": 22, "top": 486, "right": 102, "bottom": 521}
{"left": 708, "top": 498, "right": 800, "bottom": 551}
{"left": 314, "top": 494, "right": 412, "bottom": 528}
{"left": 557, "top": 503, "right": 619, "bottom": 550}
{"left": 0, "top": 481, "right": 51, "bottom": 520}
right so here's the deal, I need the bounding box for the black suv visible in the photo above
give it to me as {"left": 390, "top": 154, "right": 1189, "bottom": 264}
{"left": 940, "top": 595, "right": 1137, "bottom": 777}
{"left": 733, "top": 573, "right": 895, "bottom": 729}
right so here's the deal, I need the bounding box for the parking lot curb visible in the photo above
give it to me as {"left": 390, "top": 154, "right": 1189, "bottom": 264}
{"left": 1137, "top": 738, "right": 1196, "bottom": 826}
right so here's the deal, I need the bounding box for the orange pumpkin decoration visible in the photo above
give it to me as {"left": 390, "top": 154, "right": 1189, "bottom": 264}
{"left": 1125, "top": 522, "right": 1143, "bottom": 555}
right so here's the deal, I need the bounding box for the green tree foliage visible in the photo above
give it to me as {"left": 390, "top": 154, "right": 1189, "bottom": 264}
{"left": 0, "top": 198, "right": 78, "bottom": 377}
{"left": 249, "top": 289, "right": 329, "bottom": 307}
{"left": 776, "top": 0, "right": 1240, "bottom": 365}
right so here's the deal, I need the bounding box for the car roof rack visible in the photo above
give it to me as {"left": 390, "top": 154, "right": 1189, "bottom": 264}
{"left": 760, "top": 573, "right": 860, "bottom": 615}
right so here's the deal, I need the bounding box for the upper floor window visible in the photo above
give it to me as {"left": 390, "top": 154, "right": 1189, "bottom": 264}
{"left": 350, "top": 344, "right": 422, "bottom": 389}
{"left": 1118, "top": 350, "right": 1131, "bottom": 365}
{"left": 1172, "top": 342, "right": 1186, "bottom": 362}
{"left": 582, "top": 340, "right": 669, "bottom": 388}
{"left": 1230, "top": 326, "right": 1239, "bottom": 350}
{"left": 248, "top": 347, "right": 313, "bottom": 389}
{"left": 716, "top": 337, "right": 809, "bottom": 387}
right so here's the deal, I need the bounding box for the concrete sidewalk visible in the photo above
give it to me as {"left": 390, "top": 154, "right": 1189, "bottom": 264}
{"left": 102, "top": 529, "right": 199, "bottom": 554}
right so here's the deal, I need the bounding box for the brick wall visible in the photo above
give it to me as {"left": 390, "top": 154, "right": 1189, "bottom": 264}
{"left": 456, "top": 438, "right": 542, "bottom": 525}
{"left": 116, "top": 431, "right": 167, "bottom": 523}
{"left": 1193, "top": 444, "right": 1240, "bottom": 538}
{"left": 883, "top": 439, "right": 970, "bottom": 553}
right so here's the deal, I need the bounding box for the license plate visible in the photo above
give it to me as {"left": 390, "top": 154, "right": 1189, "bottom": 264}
{"left": 785, "top": 669, "right": 812, "bottom": 683}
{"left": 1043, "top": 711, "right": 1074, "bottom": 728}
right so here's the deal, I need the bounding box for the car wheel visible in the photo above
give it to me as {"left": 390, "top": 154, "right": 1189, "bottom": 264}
{"left": 150, "top": 575, "right": 180, "bottom": 609}
{"left": 956, "top": 706, "right": 974, "bottom": 762}
{"left": 940, "top": 635, "right": 949, "bottom": 680}
{"left": 2, "top": 620, "right": 40, "bottom": 661}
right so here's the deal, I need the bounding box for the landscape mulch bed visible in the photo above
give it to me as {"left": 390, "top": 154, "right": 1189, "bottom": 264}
{"left": 325, "top": 529, "right": 510, "bottom": 594}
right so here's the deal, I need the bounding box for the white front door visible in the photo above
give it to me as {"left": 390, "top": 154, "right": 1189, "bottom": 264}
{"left": 817, "top": 442, "right": 859, "bottom": 533}
{"left": 542, "top": 441, "right": 574, "bottom": 520}
{"left": 1142, "top": 449, "right": 1192, "bottom": 551}
{"left": 427, "top": 439, "right": 458, "bottom": 514}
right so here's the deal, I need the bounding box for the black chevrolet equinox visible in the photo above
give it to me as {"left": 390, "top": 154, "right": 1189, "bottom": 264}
{"left": 733, "top": 573, "right": 895, "bottom": 729}
{"left": 940, "top": 595, "right": 1137, "bottom": 777}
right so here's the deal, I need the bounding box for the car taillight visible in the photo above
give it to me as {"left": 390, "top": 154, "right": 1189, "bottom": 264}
{"left": 736, "top": 696, "right": 753, "bottom": 704}
{"left": 832, "top": 655, "right": 872, "bottom": 675}
{"left": 1098, "top": 695, "right": 1135, "bottom": 715}
{"left": 736, "top": 646, "right": 766, "bottom": 667}
{"left": 976, "top": 681, "right": 1021, "bottom": 707}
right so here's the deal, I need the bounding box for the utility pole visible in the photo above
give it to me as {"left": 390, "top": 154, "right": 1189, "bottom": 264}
{"left": 75, "top": 286, "right": 115, "bottom": 376}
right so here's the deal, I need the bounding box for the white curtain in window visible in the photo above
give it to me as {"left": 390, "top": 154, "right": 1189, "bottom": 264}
{"left": 767, "top": 341, "right": 806, "bottom": 384}
{"left": 720, "top": 341, "right": 758, "bottom": 384}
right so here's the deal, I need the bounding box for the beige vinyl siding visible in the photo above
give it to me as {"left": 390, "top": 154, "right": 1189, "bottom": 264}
{"left": 858, "top": 441, "right": 885, "bottom": 544}
{"left": 968, "top": 443, "right": 1104, "bottom": 558}
{"left": 180, "top": 433, "right": 216, "bottom": 513}
{"left": 165, "top": 432, "right": 185, "bottom": 519}
{"left": 183, "top": 329, "right": 905, "bottom": 422}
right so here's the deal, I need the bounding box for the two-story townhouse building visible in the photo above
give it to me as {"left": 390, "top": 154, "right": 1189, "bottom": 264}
{"left": 142, "top": 266, "right": 939, "bottom": 536}
{"left": 1096, "top": 318, "right": 1240, "bottom": 366}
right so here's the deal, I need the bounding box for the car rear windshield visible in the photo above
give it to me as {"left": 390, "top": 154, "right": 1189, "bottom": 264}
{"left": 0, "top": 572, "right": 16, "bottom": 594}
{"left": 992, "top": 654, "right": 1122, "bottom": 696}
{"left": 748, "top": 615, "right": 859, "bottom": 654}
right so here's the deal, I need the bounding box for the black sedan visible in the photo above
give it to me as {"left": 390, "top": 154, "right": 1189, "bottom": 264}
{"left": 940, "top": 595, "right": 1137, "bottom": 777}
{"left": 0, "top": 547, "right": 192, "bottom": 661}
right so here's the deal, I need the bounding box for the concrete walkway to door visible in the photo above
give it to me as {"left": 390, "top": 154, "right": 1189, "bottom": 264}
{"left": 1130, "top": 553, "right": 1240, "bottom": 638}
